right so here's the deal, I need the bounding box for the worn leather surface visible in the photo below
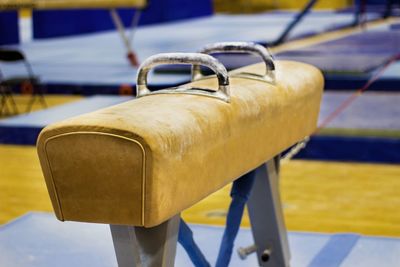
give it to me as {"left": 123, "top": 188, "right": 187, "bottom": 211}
{"left": 37, "top": 60, "right": 324, "bottom": 227}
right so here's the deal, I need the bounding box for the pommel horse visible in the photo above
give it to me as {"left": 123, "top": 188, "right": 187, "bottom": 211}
{"left": 37, "top": 42, "right": 323, "bottom": 267}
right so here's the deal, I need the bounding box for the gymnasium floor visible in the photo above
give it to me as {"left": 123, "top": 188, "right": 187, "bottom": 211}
{"left": 1, "top": 7, "right": 400, "bottom": 267}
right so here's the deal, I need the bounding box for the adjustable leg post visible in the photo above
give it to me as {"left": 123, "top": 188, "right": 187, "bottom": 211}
{"left": 247, "top": 157, "right": 290, "bottom": 267}
{"left": 110, "top": 214, "right": 180, "bottom": 267}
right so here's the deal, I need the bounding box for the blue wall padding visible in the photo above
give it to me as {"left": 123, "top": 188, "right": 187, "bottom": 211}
{"left": 178, "top": 219, "right": 210, "bottom": 267}
{"left": 0, "top": 126, "right": 41, "bottom": 145}
{"left": 32, "top": 0, "right": 213, "bottom": 39}
{"left": 32, "top": 9, "right": 136, "bottom": 39}
{"left": 324, "top": 74, "right": 400, "bottom": 91}
{"left": 355, "top": 0, "right": 387, "bottom": 5}
{"left": 215, "top": 170, "right": 256, "bottom": 267}
{"left": 160, "top": 0, "right": 213, "bottom": 21}
{"left": 0, "top": 11, "right": 19, "bottom": 45}
{"left": 297, "top": 135, "right": 400, "bottom": 164}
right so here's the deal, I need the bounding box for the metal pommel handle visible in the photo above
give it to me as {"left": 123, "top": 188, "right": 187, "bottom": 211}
{"left": 193, "top": 42, "right": 275, "bottom": 83}
{"left": 137, "top": 53, "right": 230, "bottom": 102}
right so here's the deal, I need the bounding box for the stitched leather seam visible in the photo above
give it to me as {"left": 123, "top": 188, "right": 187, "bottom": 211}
{"left": 43, "top": 131, "right": 147, "bottom": 226}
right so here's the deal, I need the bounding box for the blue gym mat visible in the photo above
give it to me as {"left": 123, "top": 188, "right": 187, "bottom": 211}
{"left": 0, "top": 11, "right": 383, "bottom": 94}
{"left": 0, "top": 96, "right": 132, "bottom": 144}
{"left": 312, "top": 23, "right": 400, "bottom": 89}
{"left": 0, "top": 212, "right": 399, "bottom": 267}
{"left": 337, "top": 5, "right": 400, "bottom": 17}
{"left": 380, "top": 61, "right": 400, "bottom": 79}
{"left": 154, "top": 22, "right": 400, "bottom": 87}
{"left": 300, "top": 91, "right": 400, "bottom": 164}
{"left": 318, "top": 92, "right": 400, "bottom": 130}
{"left": 276, "top": 26, "right": 400, "bottom": 73}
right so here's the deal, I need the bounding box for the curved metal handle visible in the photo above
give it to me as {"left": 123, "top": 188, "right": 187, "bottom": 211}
{"left": 193, "top": 42, "right": 275, "bottom": 83}
{"left": 137, "top": 53, "right": 230, "bottom": 102}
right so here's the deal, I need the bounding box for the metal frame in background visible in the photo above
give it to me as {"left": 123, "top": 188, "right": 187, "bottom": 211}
{"left": 109, "top": 8, "right": 142, "bottom": 67}
{"left": 109, "top": 156, "right": 290, "bottom": 267}
{"left": 0, "top": 1, "right": 147, "bottom": 67}
{"left": 271, "top": 0, "right": 398, "bottom": 46}
{"left": 0, "top": 49, "right": 47, "bottom": 115}
{"left": 0, "top": 84, "right": 18, "bottom": 116}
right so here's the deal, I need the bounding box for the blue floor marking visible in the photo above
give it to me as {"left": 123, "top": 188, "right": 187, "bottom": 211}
{"left": 308, "top": 234, "right": 360, "bottom": 267}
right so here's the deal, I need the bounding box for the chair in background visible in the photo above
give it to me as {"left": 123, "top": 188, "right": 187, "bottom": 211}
{"left": 0, "top": 48, "right": 46, "bottom": 116}
{"left": 0, "top": 83, "right": 18, "bottom": 116}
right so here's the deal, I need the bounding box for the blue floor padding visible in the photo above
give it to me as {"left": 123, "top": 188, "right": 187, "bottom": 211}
{"left": 318, "top": 92, "right": 400, "bottom": 130}
{"left": 156, "top": 22, "right": 400, "bottom": 86}
{"left": 380, "top": 61, "right": 400, "bottom": 79}
{"left": 276, "top": 53, "right": 393, "bottom": 73}
{"left": 276, "top": 27, "right": 400, "bottom": 73}
{"left": 0, "top": 92, "right": 398, "bottom": 163}
{"left": 301, "top": 30, "right": 400, "bottom": 55}
{"left": 0, "top": 96, "right": 132, "bottom": 144}
{"left": 0, "top": 11, "right": 383, "bottom": 94}
{"left": 324, "top": 74, "right": 400, "bottom": 91}
{"left": 296, "top": 23, "right": 400, "bottom": 90}
{"left": 297, "top": 135, "right": 400, "bottom": 164}
{"left": 0, "top": 212, "right": 399, "bottom": 267}
{"left": 337, "top": 5, "right": 400, "bottom": 17}
{"left": 299, "top": 91, "right": 400, "bottom": 164}
{"left": 391, "top": 22, "right": 400, "bottom": 30}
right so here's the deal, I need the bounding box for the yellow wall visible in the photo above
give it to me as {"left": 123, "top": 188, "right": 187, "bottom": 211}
{"left": 214, "top": 0, "right": 352, "bottom": 13}
{"left": 278, "top": 0, "right": 351, "bottom": 9}
{"left": 19, "top": 8, "right": 32, "bottom": 18}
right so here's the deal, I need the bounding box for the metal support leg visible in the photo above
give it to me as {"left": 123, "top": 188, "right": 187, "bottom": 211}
{"left": 110, "top": 214, "right": 180, "bottom": 267}
{"left": 26, "top": 84, "right": 47, "bottom": 113}
{"left": 271, "top": 0, "right": 318, "bottom": 45}
{"left": 0, "top": 87, "right": 6, "bottom": 116}
{"left": 109, "top": 9, "right": 140, "bottom": 67}
{"left": 247, "top": 157, "right": 290, "bottom": 267}
{"left": 1, "top": 85, "right": 19, "bottom": 116}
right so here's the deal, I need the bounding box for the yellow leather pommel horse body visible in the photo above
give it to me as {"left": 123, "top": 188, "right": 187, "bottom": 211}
{"left": 37, "top": 43, "right": 323, "bottom": 267}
